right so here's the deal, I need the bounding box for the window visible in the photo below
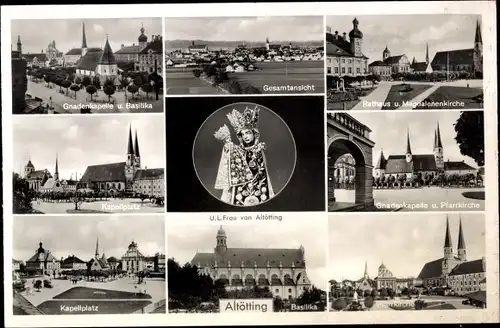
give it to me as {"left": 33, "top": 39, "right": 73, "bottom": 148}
{"left": 335, "top": 67, "right": 339, "bottom": 74}
{"left": 348, "top": 67, "right": 352, "bottom": 74}
{"left": 356, "top": 68, "right": 360, "bottom": 74}
{"left": 342, "top": 68, "right": 345, "bottom": 74}
{"left": 275, "top": 289, "right": 279, "bottom": 293}
{"left": 288, "top": 288, "right": 292, "bottom": 293}
{"left": 327, "top": 67, "right": 332, "bottom": 74}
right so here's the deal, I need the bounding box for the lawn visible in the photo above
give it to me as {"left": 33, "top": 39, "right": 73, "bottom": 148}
{"left": 416, "top": 86, "right": 483, "bottom": 109}
{"left": 424, "top": 303, "right": 457, "bottom": 310}
{"left": 327, "top": 100, "right": 360, "bottom": 110}
{"left": 382, "top": 84, "right": 433, "bottom": 110}
{"left": 37, "top": 300, "right": 152, "bottom": 314}
{"left": 52, "top": 287, "right": 152, "bottom": 300}
{"left": 462, "top": 191, "right": 486, "bottom": 200}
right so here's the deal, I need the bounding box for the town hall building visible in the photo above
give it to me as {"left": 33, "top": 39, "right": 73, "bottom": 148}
{"left": 191, "top": 226, "right": 313, "bottom": 300}
{"left": 374, "top": 122, "right": 478, "bottom": 179}
{"left": 325, "top": 18, "right": 369, "bottom": 77}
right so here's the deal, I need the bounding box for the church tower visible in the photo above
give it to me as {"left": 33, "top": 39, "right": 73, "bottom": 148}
{"left": 457, "top": 216, "right": 467, "bottom": 262}
{"left": 374, "top": 149, "right": 386, "bottom": 177}
{"left": 425, "top": 43, "right": 430, "bottom": 65}
{"left": 138, "top": 23, "right": 148, "bottom": 50}
{"left": 215, "top": 226, "right": 227, "bottom": 254}
{"left": 363, "top": 260, "right": 369, "bottom": 279}
{"left": 433, "top": 122, "right": 444, "bottom": 170}
{"left": 405, "top": 129, "right": 412, "bottom": 163}
{"left": 473, "top": 18, "right": 483, "bottom": 74}
{"left": 95, "top": 237, "right": 100, "bottom": 258}
{"left": 24, "top": 157, "right": 35, "bottom": 178}
{"left": 125, "top": 125, "right": 136, "bottom": 189}
{"left": 266, "top": 37, "right": 270, "bottom": 51}
{"left": 81, "top": 22, "right": 88, "bottom": 57}
{"left": 17, "top": 35, "right": 22, "bottom": 53}
{"left": 442, "top": 216, "right": 454, "bottom": 275}
{"left": 349, "top": 17, "right": 363, "bottom": 57}
{"left": 383, "top": 46, "right": 390, "bottom": 61}
{"left": 54, "top": 153, "right": 59, "bottom": 181}
{"left": 134, "top": 130, "right": 141, "bottom": 169}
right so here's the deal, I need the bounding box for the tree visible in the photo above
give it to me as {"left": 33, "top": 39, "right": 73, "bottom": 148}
{"left": 363, "top": 296, "right": 374, "bottom": 310}
{"left": 82, "top": 76, "right": 92, "bottom": 87}
{"left": 55, "top": 77, "right": 64, "bottom": 92}
{"left": 61, "top": 79, "right": 72, "bottom": 95}
{"left": 103, "top": 85, "right": 115, "bottom": 102}
{"left": 92, "top": 75, "right": 101, "bottom": 89}
{"left": 86, "top": 85, "right": 98, "bottom": 101}
{"left": 13, "top": 172, "right": 34, "bottom": 214}
{"left": 70, "top": 84, "right": 80, "bottom": 98}
{"left": 296, "top": 286, "right": 326, "bottom": 310}
{"left": 134, "top": 75, "right": 144, "bottom": 88}
{"left": 273, "top": 296, "right": 284, "bottom": 312}
{"left": 127, "top": 84, "right": 139, "bottom": 99}
{"left": 454, "top": 111, "right": 484, "bottom": 167}
{"left": 331, "top": 298, "right": 347, "bottom": 311}
{"left": 43, "top": 74, "right": 51, "bottom": 87}
{"left": 74, "top": 76, "right": 82, "bottom": 85}
{"left": 141, "top": 84, "right": 153, "bottom": 99}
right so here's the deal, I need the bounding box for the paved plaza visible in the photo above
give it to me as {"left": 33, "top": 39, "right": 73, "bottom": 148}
{"left": 19, "top": 276, "right": 165, "bottom": 314}
{"left": 27, "top": 80, "right": 163, "bottom": 113}
{"left": 330, "top": 187, "right": 484, "bottom": 212}
{"left": 32, "top": 197, "right": 165, "bottom": 214}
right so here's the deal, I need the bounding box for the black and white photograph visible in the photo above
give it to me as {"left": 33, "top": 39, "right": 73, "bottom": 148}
{"left": 12, "top": 115, "right": 165, "bottom": 214}
{"left": 327, "top": 111, "right": 484, "bottom": 212}
{"left": 11, "top": 18, "right": 164, "bottom": 114}
{"left": 325, "top": 15, "right": 484, "bottom": 110}
{"left": 164, "top": 16, "right": 324, "bottom": 95}
{"left": 193, "top": 103, "right": 296, "bottom": 207}
{"left": 168, "top": 221, "right": 327, "bottom": 313}
{"left": 12, "top": 215, "right": 166, "bottom": 315}
{"left": 166, "top": 96, "right": 325, "bottom": 212}
{"left": 328, "top": 213, "right": 487, "bottom": 311}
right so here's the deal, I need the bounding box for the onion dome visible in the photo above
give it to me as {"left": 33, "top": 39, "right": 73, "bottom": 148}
{"left": 217, "top": 226, "right": 226, "bottom": 237}
{"left": 138, "top": 24, "right": 147, "bottom": 42}
{"left": 378, "top": 262, "right": 386, "bottom": 270}
{"left": 349, "top": 17, "right": 363, "bottom": 39}
{"left": 26, "top": 159, "right": 34, "bottom": 168}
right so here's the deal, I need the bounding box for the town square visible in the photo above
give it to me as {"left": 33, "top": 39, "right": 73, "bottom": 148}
{"left": 12, "top": 216, "right": 166, "bottom": 315}
{"left": 325, "top": 15, "right": 483, "bottom": 110}
{"left": 11, "top": 18, "right": 164, "bottom": 114}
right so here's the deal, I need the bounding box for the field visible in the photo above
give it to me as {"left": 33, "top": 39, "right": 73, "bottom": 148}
{"left": 415, "top": 86, "right": 483, "bottom": 109}
{"left": 166, "top": 60, "right": 324, "bottom": 95}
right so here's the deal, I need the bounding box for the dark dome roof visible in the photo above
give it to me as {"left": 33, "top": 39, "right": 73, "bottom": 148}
{"left": 107, "top": 256, "right": 118, "bottom": 262}
{"left": 349, "top": 28, "right": 363, "bottom": 39}
{"left": 138, "top": 32, "right": 147, "bottom": 42}
{"left": 26, "top": 160, "right": 34, "bottom": 168}
{"left": 349, "top": 17, "right": 363, "bottom": 39}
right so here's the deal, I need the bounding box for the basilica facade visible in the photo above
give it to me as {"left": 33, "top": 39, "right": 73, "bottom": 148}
{"left": 191, "top": 226, "right": 313, "bottom": 299}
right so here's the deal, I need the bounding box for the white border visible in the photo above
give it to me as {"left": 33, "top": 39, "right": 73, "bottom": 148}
{"left": 2, "top": 1, "right": 498, "bottom": 326}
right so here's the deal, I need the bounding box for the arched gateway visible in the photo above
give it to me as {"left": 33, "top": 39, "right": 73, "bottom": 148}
{"left": 327, "top": 113, "right": 374, "bottom": 210}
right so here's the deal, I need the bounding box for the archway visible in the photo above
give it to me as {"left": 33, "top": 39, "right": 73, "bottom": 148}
{"left": 327, "top": 113, "right": 375, "bottom": 211}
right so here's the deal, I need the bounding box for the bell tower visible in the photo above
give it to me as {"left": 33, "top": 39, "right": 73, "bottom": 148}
{"left": 473, "top": 18, "right": 483, "bottom": 74}
{"left": 442, "top": 216, "right": 454, "bottom": 275}
{"left": 433, "top": 122, "right": 444, "bottom": 170}
{"left": 405, "top": 128, "right": 412, "bottom": 163}
{"left": 215, "top": 226, "right": 227, "bottom": 254}
{"left": 125, "top": 124, "right": 136, "bottom": 190}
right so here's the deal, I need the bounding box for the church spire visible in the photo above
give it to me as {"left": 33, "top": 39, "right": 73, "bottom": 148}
{"left": 54, "top": 153, "right": 59, "bottom": 180}
{"left": 458, "top": 216, "right": 466, "bottom": 250}
{"left": 95, "top": 237, "right": 99, "bottom": 257}
{"left": 82, "top": 22, "right": 87, "bottom": 49}
{"left": 375, "top": 149, "right": 386, "bottom": 169}
{"left": 134, "top": 130, "right": 140, "bottom": 157}
{"left": 444, "top": 215, "right": 452, "bottom": 248}
{"left": 475, "top": 18, "right": 482, "bottom": 44}
{"left": 127, "top": 124, "right": 134, "bottom": 155}
{"left": 364, "top": 260, "right": 369, "bottom": 279}
{"left": 435, "top": 122, "right": 443, "bottom": 148}
{"left": 425, "top": 43, "right": 429, "bottom": 64}
{"left": 406, "top": 129, "right": 412, "bottom": 154}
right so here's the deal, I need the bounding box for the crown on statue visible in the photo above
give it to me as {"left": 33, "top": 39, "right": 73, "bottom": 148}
{"left": 214, "top": 124, "right": 231, "bottom": 141}
{"left": 226, "top": 106, "right": 260, "bottom": 132}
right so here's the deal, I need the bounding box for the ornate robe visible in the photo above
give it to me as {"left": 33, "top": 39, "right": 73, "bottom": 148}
{"left": 215, "top": 141, "right": 274, "bottom": 206}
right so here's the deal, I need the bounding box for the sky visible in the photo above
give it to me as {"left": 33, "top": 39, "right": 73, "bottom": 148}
{"left": 13, "top": 215, "right": 165, "bottom": 263}
{"left": 165, "top": 16, "right": 323, "bottom": 42}
{"left": 328, "top": 213, "right": 485, "bottom": 281}
{"left": 168, "top": 221, "right": 327, "bottom": 289}
{"left": 13, "top": 115, "right": 165, "bottom": 181}
{"left": 11, "top": 18, "right": 162, "bottom": 55}
{"left": 326, "top": 14, "right": 481, "bottom": 64}
{"left": 347, "top": 111, "right": 481, "bottom": 168}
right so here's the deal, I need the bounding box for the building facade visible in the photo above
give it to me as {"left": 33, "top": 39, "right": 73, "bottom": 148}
{"left": 79, "top": 125, "right": 165, "bottom": 197}
{"left": 61, "top": 255, "right": 87, "bottom": 270}
{"left": 374, "top": 122, "right": 477, "bottom": 179}
{"left": 88, "top": 237, "right": 111, "bottom": 271}
{"left": 417, "top": 216, "right": 486, "bottom": 295}
{"left": 64, "top": 22, "right": 102, "bottom": 66}
{"left": 11, "top": 40, "right": 28, "bottom": 114}
{"left": 431, "top": 19, "right": 483, "bottom": 74}
{"left": 25, "top": 242, "right": 61, "bottom": 275}
{"left": 191, "top": 226, "right": 312, "bottom": 300}
{"left": 325, "top": 18, "right": 369, "bottom": 77}
{"left": 121, "top": 241, "right": 146, "bottom": 273}
{"left": 138, "top": 35, "right": 163, "bottom": 74}
{"left": 114, "top": 24, "right": 150, "bottom": 65}
{"left": 333, "top": 154, "right": 356, "bottom": 182}
{"left": 23, "top": 159, "right": 52, "bottom": 191}
{"left": 369, "top": 46, "right": 411, "bottom": 76}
